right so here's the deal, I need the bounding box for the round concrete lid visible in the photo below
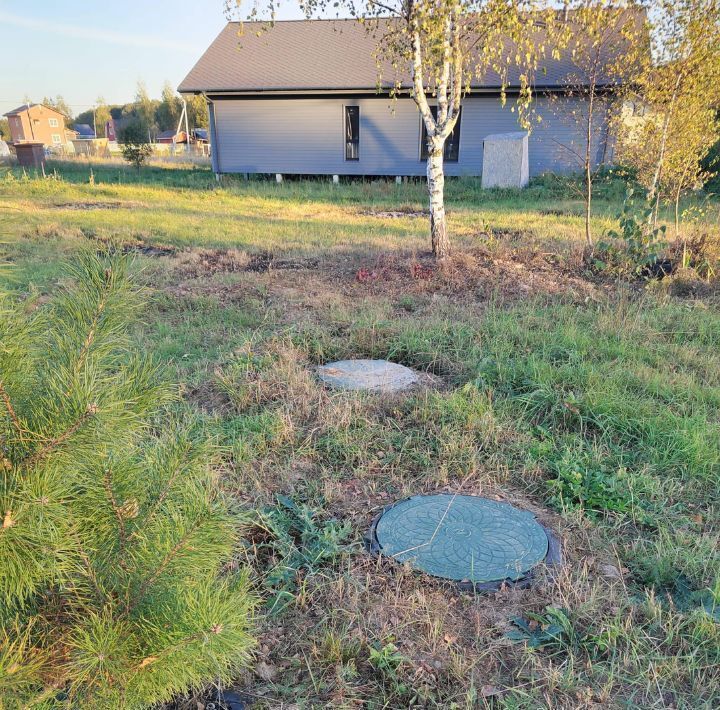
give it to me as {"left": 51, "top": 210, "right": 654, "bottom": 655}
{"left": 317, "top": 359, "right": 419, "bottom": 392}
{"left": 373, "top": 494, "right": 550, "bottom": 584}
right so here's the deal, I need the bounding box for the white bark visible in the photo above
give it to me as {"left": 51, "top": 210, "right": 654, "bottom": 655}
{"left": 427, "top": 141, "right": 449, "bottom": 258}
{"left": 410, "top": 13, "right": 457, "bottom": 259}
{"left": 647, "top": 74, "right": 683, "bottom": 227}
{"left": 584, "top": 88, "right": 595, "bottom": 250}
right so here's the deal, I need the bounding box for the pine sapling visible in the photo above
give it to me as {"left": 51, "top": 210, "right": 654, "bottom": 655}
{"left": 0, "top": 252, "right": 255, "bottom": 709}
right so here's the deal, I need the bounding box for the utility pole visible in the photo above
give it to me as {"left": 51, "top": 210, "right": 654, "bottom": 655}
{"left": 183, "top": 98, "right": 190, "bottom": 153}
{"left": 27, "top": 102, "right": 36, "bottom": 141}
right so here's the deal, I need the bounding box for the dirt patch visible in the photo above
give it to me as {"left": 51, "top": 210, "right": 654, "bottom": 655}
{"left": 81, "top": 230, "right": 177, "bottom": 257}
{"left": 655, "top": 268, "right": 720, "bottom": 300}
{"left": 345, "top": 248, "right": 605, "bottom": 302}
{"left": 162, "top": 230, "right": 601, "bottom": 311}
{"left": 246, "top": 250, "right": 320, "bottom": 273}
{"left": 539, "top": 208, "right": 578, "bottom": 217}
{"left": 183, "top": 379, "right": 233, "bottom": 414}
{"left": 161, "top": 246, "right": 608, "bottom": 330}
{"left": 174, "top": 248, "right": 320, "bottom": 278}
{"left": 360, "top": 207, "right": 429, "bottom": 219}
{"left": 474, "top": 227, "right": 539, "bottom": 242}
{"left": 131, "top": 243, "right": 176, "bottom": 257}
{"left": 50, "top": 201, "right": 146, "bottom": 211}
{"left": 175, "top": 248, "right": 251, "bottom": 276}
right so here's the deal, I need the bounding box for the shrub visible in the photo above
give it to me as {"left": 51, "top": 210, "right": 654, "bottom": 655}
{"left": 594, "top": 189, "right": 668, "bottom": 277}
{"left": 118, "top": 121, "right": 153, "bottom": 170}
{"left": 0, "top": 252, "right": 255, "bottom": 708}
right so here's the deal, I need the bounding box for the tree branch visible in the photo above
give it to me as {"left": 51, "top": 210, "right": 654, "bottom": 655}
{"left": 22, "top": 404, "right": 98, "bottom": 467}
{"left": 410, "top": 5, "right": 436, "bottom": 135}
{"left": 126, "top": 518, "right": 203, "bottom": 616}
{"left": 0, "top": 380, "right": 25, "bottom": 442}
{"left": 103, "top": 465, "right": 127, "bottom": 559}
{"left": 63, "top": 287, "right": 110, "bottom": 399}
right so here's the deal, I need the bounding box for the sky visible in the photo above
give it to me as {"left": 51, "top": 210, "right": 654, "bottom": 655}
{"left": 0, "top": 0, "right": 309, "bottom": 117}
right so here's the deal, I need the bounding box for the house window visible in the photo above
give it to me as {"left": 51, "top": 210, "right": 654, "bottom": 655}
{"left": 420, "top": 106, "right": 462, "bottom": 162}
{"left": 49, "top": 118, "right": 59, "bottom": 127}
{"left": 51, "top": 134, "right": 62, "bottom": 144}
{"left": 344, "top": 106, "right": 359, "bottom": 160}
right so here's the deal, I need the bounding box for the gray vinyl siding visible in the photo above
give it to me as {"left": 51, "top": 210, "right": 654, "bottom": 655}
{"left": 211, "top": 95, "right": 608, "bottom": 177}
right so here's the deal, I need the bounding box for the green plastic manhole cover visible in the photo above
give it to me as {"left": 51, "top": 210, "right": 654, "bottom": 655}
{"left": 371, "top": 494, "right": 552, "bottom": 586}
{"left": 317, "top": 359, "right": 419, "bottom": 392}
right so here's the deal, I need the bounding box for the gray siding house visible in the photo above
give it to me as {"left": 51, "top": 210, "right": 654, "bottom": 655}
{"left": 179, "top": 19, "right": 613, "bottom": 178}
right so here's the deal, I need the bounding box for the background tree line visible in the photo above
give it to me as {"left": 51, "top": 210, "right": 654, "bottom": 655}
{"left": 0, "top": 82, "right": 209, "bottom": 142}
{"left": 75, "top": 82, "right": 209, "bottom": 140}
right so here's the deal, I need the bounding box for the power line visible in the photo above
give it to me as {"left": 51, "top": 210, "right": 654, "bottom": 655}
{"left": 0, "top": 100, "right": 114, "bottom": 107}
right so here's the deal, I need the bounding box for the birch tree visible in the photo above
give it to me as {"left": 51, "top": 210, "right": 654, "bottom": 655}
{"left": 662, "top": 106, "right": 720, "bottom": 240}
{"left": 548, "top": 2, "right": 643, "bottom": 250}
{"left": 621, "top": 0, "right": 720, "bottom": 227}
{"left": 229, "top": 0, "right": 558, "bottom": 258}
{"left": 624, "top": 101, "right": 719, "bottom": 240}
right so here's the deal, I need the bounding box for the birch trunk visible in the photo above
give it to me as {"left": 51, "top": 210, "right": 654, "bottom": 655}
{"left": 427, "top": 146, "right": 449, "bottom": 258}
{"left": 584, "top": 90, "right": 595, "bottom": 250}
{"left": 647, "top": 75, "right": 682, "bottom": 228}
{"left": 584, "top": 160, "right": 593, "bottom": 250}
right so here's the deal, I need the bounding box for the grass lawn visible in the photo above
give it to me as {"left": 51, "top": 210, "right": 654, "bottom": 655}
{"left": 1, "top": 161, "right": 719, "bottom": 708}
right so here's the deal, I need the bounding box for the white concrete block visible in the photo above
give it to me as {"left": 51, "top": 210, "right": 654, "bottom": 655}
{"left": 481, "top": 132, "right": 529, "bottom": 189}
{"left": 332, "top": 174, "right": 339, "bottom": 184}
{"left": 275, "top": 173, "right": 283, "bottom": 183}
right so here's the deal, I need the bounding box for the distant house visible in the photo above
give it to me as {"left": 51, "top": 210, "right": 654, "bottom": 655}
{"left": 192, "top": 128, "right": 209, "bottom": 144}
{"left": 157, "top": 129, "right": 188, "bottom": 144}
{"left": 105, "top": 117, "right": 133, "bottom": 142}
{"left": 2, "top": 104, "right": 71, "bottom": 148}
{"left": 72, "top": 123, "right": 96, "bottom": 139}
{"left": 179, "top": 18, "right": 627, "bottom": 178}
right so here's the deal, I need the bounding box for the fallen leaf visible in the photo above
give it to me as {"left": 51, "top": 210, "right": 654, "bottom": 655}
{"left": 255, "top": 661, "right": 278, "bottom": 682}
{"left": 599, "top": 564, "right": 622, "bottom": 579}
{"left": 481, "top": 685, "right": 503, "bottom": 697}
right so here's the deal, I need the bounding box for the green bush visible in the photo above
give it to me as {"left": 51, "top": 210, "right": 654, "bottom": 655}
{"left": 594, "top": 188, "right": 668, "bottom": 277}
{"left": 118, "top": 121, "right": 153, "bottom": 171}
{"left": 0, "top": 253, "right": 255, "bottom": 708}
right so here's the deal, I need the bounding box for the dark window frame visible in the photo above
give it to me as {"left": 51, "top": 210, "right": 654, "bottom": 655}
{"left": 344, "top": 105, "right": 360, "bottom": 161}
{"left": 420, "top": 105, "right": 462, "bottom": 162}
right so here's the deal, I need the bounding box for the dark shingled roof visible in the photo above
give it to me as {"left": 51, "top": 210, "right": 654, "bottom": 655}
{"left": 3, "top": 103, "right": 41, "bottom": 116}
{"left": 72, "top": 123, "right": 96, "bottom": 138}
{"left": 178, "top": 16, "right": 637, "bottom": 95}
{"left": 4, "top": 103, "right": 68, "bottom": 117}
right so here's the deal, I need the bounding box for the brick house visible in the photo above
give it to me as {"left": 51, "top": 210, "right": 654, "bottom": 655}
{"left": 2, "top": 104, "right": 71, "bottom": 148}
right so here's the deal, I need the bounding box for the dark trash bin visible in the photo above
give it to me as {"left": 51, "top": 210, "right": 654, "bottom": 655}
{"left": 14, "top": 141, "right": 46, "bottom": 169}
